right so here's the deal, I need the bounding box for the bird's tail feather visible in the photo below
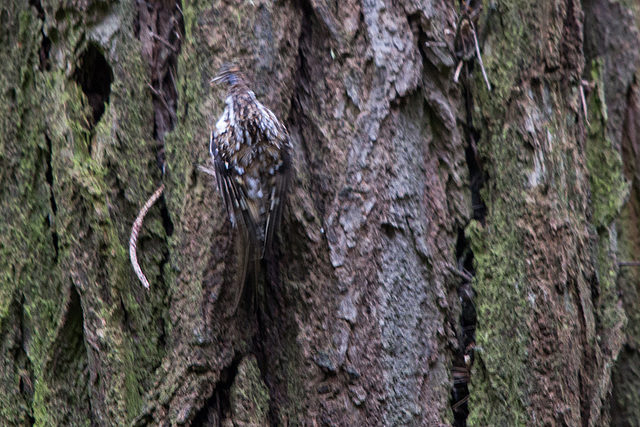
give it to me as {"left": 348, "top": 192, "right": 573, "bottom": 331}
{"left": 226, "top": 213, "right": 262, "bottom": 316}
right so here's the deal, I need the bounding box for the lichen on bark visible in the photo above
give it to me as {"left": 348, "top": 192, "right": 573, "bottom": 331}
{"left": 467, "top": 1, "right": 629, "bottom": 425}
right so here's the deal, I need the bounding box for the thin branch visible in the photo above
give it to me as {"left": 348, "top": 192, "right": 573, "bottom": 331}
{"left": 425, "top": 41, "right": 448, "bottom": 48}
{"left": 580, "top": 81, "right": 590, "bottom": 127}
{"left": 445, "top": 262, "right": 474, "bottom": 282}
{"left": 151, "top": 32, "right": 178, "bottom": 52}
{"left": 453, "top": 60, "right": 464, "bottom": 83}
{"left": 130, "top": 182, "right": 166, "bottom": 289}
{"left": 169, "top": 66, "right": 179, "bottom": 97}
{"left": 451, "top": 394, "right": 469, "bottom": 411}
{"left": 619, "top": 261, "right": 640, "bottom": 267}
{"left": 471, "top": 21, "right": 491, "bottom": 92}
{"left": 148, "top": 84, "right": 177, "bottom": 122}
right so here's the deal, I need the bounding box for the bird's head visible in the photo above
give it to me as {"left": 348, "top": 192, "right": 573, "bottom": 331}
{"left": 211, "top": 63, "right": 246, "bottom": 88}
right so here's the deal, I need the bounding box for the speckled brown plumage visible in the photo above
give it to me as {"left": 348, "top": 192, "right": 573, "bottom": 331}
{"left": 210, "top": 64, "right": 291, "bottom": 313}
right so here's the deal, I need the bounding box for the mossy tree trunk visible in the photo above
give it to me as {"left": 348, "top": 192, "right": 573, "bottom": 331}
{"left": 1, "top": 0, "right": 639, "bottom": 426}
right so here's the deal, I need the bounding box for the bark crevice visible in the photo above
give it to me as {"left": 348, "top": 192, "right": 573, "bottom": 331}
{"left": 135, "top": 0, "right": 183, "bottom": 151}
{"left": 44, "top": 134, "right": 59, "bottom": 262}
{"left": 190, "top": 355, "right": 242, "bottom": 427}
{"left": 451, "top": 228, "right": 476, "bottom": 427}
{"left": 28, "top": 0, "right": 50, "bottom": 71}
{"left": 450, "top": 3, "right": 488, "bottom": 423}
{"left": 72, "top": 42, "right": 113, "bottom": 130}
{"left": 134, "top": 0, "right": 183, "bottom": 275}
{"left": 43, "top": 285, "right": 92, "bottom": 424}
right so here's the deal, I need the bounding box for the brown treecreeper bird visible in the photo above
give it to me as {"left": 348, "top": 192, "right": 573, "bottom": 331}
{"left": 208, "top": 63, "right": 291, "bottom": 313}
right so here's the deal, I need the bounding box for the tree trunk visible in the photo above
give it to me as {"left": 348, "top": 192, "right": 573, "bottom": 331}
{"left": 1, "top": 0, "right": 638, "bottom": 426}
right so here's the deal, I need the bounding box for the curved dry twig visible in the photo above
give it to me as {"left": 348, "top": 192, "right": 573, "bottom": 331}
{"left": 129, "top": 182, "right": 166, "bottom": 289}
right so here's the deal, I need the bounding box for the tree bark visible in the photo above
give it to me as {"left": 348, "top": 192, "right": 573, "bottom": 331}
{"left": 0, "top": 0, "right": 638, "bottom": 426}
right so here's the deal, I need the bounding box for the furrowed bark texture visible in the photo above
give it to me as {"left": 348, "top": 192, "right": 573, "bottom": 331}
{"left": 584, "top": 1, "right": 640, "bottom": 425}
{"left": 467, "top": 0, "right": 639, "bottom": 425}
{"left": 0, "top": 0, "right": 639, "bottom": 426}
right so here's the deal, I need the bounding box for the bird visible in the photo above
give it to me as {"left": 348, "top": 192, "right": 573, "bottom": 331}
{"left": 208, "top": 63, "right": 291, "bottom": 314}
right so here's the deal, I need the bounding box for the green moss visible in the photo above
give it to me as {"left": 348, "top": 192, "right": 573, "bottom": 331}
{"left": 464, "top": 2, "right": 583, "bottom": 424}
{"left": 279, "top": 327, "right": 305, "bottom": 425}
{"left": 583, "top": 59, "right": 627, "bottom": 360}
{"left": 467, "top": 205, "right": 530, "bottom": 426}
{"left": 0, "top": 5, "right": 66, "bottom": 426}
{"left": 467, "top": 3, "right": 631, "bottom": 423}
{"left": 229, "top": 356, "right": 270, "bottom": 424}
{"left": 585, "top": 59, "right": 629, "bottom": 228}
{"left": 479, "top": 1, "right": 534, "bottom": 103}
{"left": 3, "top": 0, "right": 169, "bottom": 423}
{"left": 182, "top": 3, "right": 197, "bottom": 42}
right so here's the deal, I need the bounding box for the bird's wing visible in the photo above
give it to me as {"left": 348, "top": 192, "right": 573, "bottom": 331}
{"left": 255, "top": 104, "right": 292, "bottom": 257}
{"left": 212, "top": 124, "right": 259, "bottom": 314}
{"left": 263, "top": 141, "right": 291, "bottom": 257}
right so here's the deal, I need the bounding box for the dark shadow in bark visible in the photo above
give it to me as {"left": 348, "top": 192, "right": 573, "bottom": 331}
{"left": 191, "top": 356, "right": 242, "bottom": 427}
{"left": 43, "top": 286, "right": 92, "bottom": 425}
{"left": 135, "top": 0, "right": 182, "bottom": 238}
{"left": 43, "top": 134, "right": 59, "bottom": 262}
{"left": 28, "top": 0, "right": 51, "bottom": 71}
{"left": 73, "top": 42, "right": 113, "bottom": 128}
{"left": 1, "top": 295, "right": 35, "bottom": 426}
{"left": 451, "top": 228, "right": 476, "bottom": 427}
{"left": 449, "top": 3, "right": 488, "bottom": 422}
